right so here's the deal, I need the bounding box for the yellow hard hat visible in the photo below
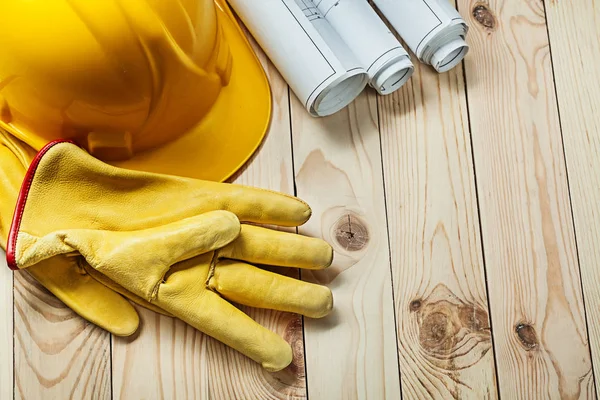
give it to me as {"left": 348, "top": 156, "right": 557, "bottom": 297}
{"left": 0, "top": 0, "right": 271, "bottom": 182}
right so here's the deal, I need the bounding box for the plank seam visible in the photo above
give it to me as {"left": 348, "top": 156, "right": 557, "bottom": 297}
{"left": 375, "top": 91, "right": 405, "bottom": 399}
{"left": 288, "top": 85, "right": 310, "bottom": 400}
{"left": 541, "top": 0, "right": 598, "bottom": 388}
{"left": 460, "top": 43, "right": 503, "bottom": 400}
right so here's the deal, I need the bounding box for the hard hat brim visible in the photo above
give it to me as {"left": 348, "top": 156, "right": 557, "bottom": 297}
{"left": 110, "top": 0, "right": 271, "bottom": 182}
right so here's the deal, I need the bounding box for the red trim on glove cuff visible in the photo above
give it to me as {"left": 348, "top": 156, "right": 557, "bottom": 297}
{"left": 7, "top": 140, "right": 76, "bottom": 270}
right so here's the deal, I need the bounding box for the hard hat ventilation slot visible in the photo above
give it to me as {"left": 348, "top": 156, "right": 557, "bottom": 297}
{"left": 87, "top": 131, "right": 134, "bottom": 161}
{"left": 0, "top": 98, "right": 11, "bottom": 123}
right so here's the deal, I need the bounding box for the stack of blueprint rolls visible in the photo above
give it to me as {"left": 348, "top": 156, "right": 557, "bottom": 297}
{"left": 229, "top": 0, "right": 469, "bottom": 116}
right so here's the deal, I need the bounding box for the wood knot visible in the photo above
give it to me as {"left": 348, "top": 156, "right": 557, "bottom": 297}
{"left": 459, "top": 306, "right": 489, "bottom": 332}
{"left": 472, "top": 3, "right": 496, "bottom": 30}
{"left": 410, "top": 300, "right": 422, "bottom": 311}
{"left": 412, "top": 285, "right": 492, "bottom": 370}
{"left": 515, "top": 323, "right": 538, "bottom": 350}
{"left": 420, "top": 312, "right": 453, "bottom": 348}
{"left": 333, "top": 213, "right": 369, "bottom": 252}
{"left": 283, "top": 317, "right": 305, "bottom": 373}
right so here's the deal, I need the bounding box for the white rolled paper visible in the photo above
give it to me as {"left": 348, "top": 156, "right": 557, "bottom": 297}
{"left": 372, "top": 0, "right": 469, "bottom": 73}
{"left": 314, "top": 0, "right": 414, "bottom": 95}
{"left": 229, "top": 0, "right": 369, "bottom": 117}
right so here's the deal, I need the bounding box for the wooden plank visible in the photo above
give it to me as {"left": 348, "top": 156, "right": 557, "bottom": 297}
{"left": 0, "top": 252, "right": 13, "bottom": 399}
{"left": 111, "top": 39, "right": 307, "bottom": 399}
{"left": 112, "top": 309, "right": 211, "bottom": 399}
{"left": 378, "top": 58, "right": 499, "bottom": 397}
{"left": 544, "top": 0, "right": 600, "bottom": 392}
{"left": 13, "top": 270, "right": 111, "bottom": 399}
{"left": 459, "top": 0, "right": 595, "bottom": 397}
{"left": 291, "top": 90, "right": 401, "bottom": 399}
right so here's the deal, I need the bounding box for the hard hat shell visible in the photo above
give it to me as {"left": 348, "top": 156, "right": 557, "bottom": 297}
{"left": 0, "top": 0, "right": 271, "bottom": 182}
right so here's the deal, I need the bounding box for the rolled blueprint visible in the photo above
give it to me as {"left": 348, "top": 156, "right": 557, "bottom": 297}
{"left": 315, "top": 0, "right": 414, "bottom": 95}
{"left": 372, "top": 0, "right": 469, "bottom": 73}
{"left": 229, "top": 0, "right": 369, "bottom": 116}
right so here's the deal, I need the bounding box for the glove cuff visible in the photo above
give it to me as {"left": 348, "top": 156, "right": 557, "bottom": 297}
{"left": 7, "top": 140, "right": 75, "bottom": 270}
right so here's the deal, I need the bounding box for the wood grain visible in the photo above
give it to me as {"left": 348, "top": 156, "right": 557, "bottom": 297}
{"left": 111, "top": 37, "right": 308, "bottom": 400}
{"left": 112, "top": 308, "right": 210, "bottom": 399}
{"left": 14, "top": 270, "right": 110, "bottom": 400}
{"left": 0, "top": 252, "right": 13, "bottom": 399}
{"left": 378, "top": 56, "right": 498, "bottom": 397}
{"left": 460, "top": 0, "right": 595, "bottom": 397}
{"left": 291, "top": 90, "right": 401, "bottom": 399}
{"left": 544, "top": 0, "right": 600, "bottom": 393}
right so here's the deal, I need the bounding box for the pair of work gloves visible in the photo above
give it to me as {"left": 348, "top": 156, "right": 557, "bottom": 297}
{"left": 0, "top": 132, "right": 333, "bottom": 372}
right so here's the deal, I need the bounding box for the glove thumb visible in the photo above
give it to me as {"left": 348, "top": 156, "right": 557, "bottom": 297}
{"left": 14, "top": 210, "right": 240, "bottom": 301}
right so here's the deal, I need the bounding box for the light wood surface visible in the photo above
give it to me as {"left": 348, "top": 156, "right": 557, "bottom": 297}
{"left": 379, "top": 59, "right": 498, "bottom": 399}
{"left": 1, "top": 0, "right": 600, "bottom": 398}
{"left": 291, "top": 90, "right": 402, "bottom": 399}
{"left": 544, "top": 0, "right": 600, "bottom": 394}
{"left": 14, "top": 271, "right": 111, "bottom": 400}
{"left": 459, "top": 0, "right": 595, "bottom": 397}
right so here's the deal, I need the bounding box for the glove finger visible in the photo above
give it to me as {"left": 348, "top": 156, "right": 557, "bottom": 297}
{"left": 218, "top": 225, "right": 333, "bottom": 270}
{"left": 203, "top": 181, "right": 313, "bottom": 227}
{"left": 27, "top": 255, "right": 140, "bottom": 336}
{"left": 158, "top": 259, "right": 294, "bottom": 372}
{"left": 210, "top": 260, "right": 333, "bottom": 318}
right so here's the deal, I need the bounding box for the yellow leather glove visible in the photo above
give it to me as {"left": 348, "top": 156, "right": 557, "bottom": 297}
{"left": 0, "top": 134, "right": 316, "bottom": 343}
{"left": 0, "top": 133, "right": 145, "bottom": 335}
{"left": 8, "top": 140, "right": 334, "bottom": 371}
